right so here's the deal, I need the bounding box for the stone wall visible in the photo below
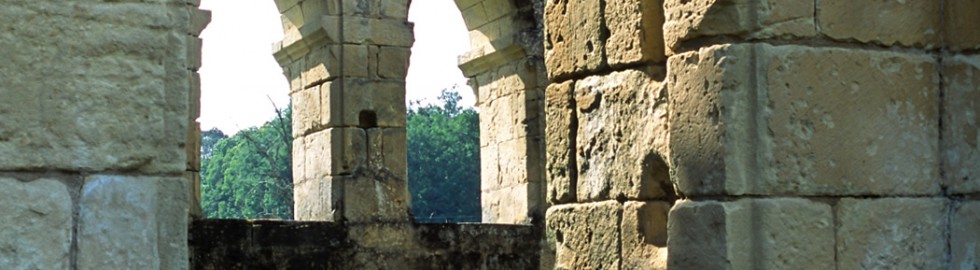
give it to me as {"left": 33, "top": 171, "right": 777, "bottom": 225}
{"left": 0, "top": 0, "right": 208, "bottom": 268}
{"left": 190, "top": 219, "right": 539, "bottom": 269}
{"left": 541, "top": 0, "right": 673, "bottom": 268}
{"left": 540, "top": 0, "right": 980, "bottom": 269}
{"left": 0, "top": 0, "right": 977, "bottom": 269}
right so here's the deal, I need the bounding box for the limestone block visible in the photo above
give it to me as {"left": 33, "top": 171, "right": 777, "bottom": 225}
{"left": 78, "top": 175, "right": 188, "bottom": 270}
{"left": 663, "top": 0, "right": 815, "bottom": 54}
{"left": 575, "top": 69, "right": 670, "bottom": 201}
{"left": 381, "top": 128, "right": 408, "bottom": 178}
{"left": 669, "top": 44, "right": 939, "bottom": 196}
{"left": 480, "top": 142, "right": 501, "bottom": 188}
{"left": 471, "top": 16, "right": 516, "bottom": 48}
{"left": 291, "top": 84, "right": 324, "bottom": 138}
{"left": 546, "top": 201, "right": 622, "bottom": 269}
{"left": 945, "top": 0, "right": 980, "bottom": 51}
{"left": 605, "top": 0, "right": 666, "bottom": 67}
{"left": 187, "top": 36, "right": 203, "bottom": 71}
{"left": 818, "top": 0, "right": 941, "bottom": 48}
{"left": 952, "top": 201, "right": 980, "bottom": 269}
{"left": 544, "top": 0, "right": 605, "bottom": 80}
{"left": 943, "top": 54, "right": 980, "bottom": 194}
{"left": 336, "top": 16, "right": 414, "bottom": 47}
{"left": 481, "top": 183, "right": 531, "bottom": 224}
{"left": 0, "top": 3, "right": 184, "bottom": 173}
{"left": 299, "top": 45, "right": 342, "bottom": 89}
{"left": 187, "top": 172, "right": 203, "bottom": 219}
{"left": 292, "top": 137, "right": 307, "bottom": 181}
{"left": 474, "top": 60, "right": 536, "bottom": 106}
{"left": 189, "top": 72, "right": 202, "bottom": 122}
{"left": 482, "top": 92, "right": 525, "bottom": 145}
{"left": 378, "top": 46, "right": 411, "bottom": 79}
{"left": 281, "top": 43, "right": 375, "bottom": 89}
{"left": 621, "top": 201, "right": 669, "bottom": 270}
{"left": 320, "top": 79, "right": 407, "bottom": 128}
{"left": 186, "top": 123, "right": 202, "bottom": 172}
{"left": 498, "top": 137, "right": 529, "bottom": 186}
{"left": 301, "top": 128, "right": 367, "bottom": 178}
{"left": 344, "top": 175, "right": 411, "bottom": 223}
{"left": 189, "top": 8, "right": 211, "bottom": 36}
{"left": 668, "top": 199, "right": 834, "bottom": 270}
{"left": 278, "top": 1, "right": 305, "bottom": 32}
{"left": 343, "top": 44, "right": 370, "bottom": 78}
{"left": 836, "top": 198, "right": 947, "bottom": 270}
{"left": 293, "top": 176, "right": 343, "bottom": 221}
{"left": 461, "top": 3, "right": 490, "bottom": 32}
{"left": 0, "top": 178, "right": 72, "bottom": 270}
{"left": 455, "top": 0, "right": 481, "bottom": 11}
{"left": 546, "top": 80, "right": 577, "bottom": 203}
{"left": 301, "top": 0, "right": 339, "bottom": 20}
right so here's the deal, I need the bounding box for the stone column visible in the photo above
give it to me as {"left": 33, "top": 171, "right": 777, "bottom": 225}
{"left": 541, "top": 0, "right": 673, "bottom": 268}
{"left": 456, "top": 0, "right": 549, "bottom": 226}
{"left": 275, "top": 0, "right": 413, "bottom": 224}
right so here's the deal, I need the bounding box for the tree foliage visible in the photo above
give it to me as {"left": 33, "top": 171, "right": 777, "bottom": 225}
{"left": 199, "top": 87, "right": 481, "bottom": 222}
{"left": 201, "top": 107, "right": 293, "bottom": 220}
{"left": 407, "top": 88, "right": 481, "bottom": 223}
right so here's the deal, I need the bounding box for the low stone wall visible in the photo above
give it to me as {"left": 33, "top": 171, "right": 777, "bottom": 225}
{"left": 189, "top": 220, "right": 540, "bottom": 269}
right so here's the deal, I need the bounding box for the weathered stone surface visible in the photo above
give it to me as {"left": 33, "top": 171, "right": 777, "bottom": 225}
{"left": 474, "top": 60, "right": 540, "bottom": 106}
{"left": 293, "top": 176, "right": 343, "bottom": 222}
{"left": 191, "top": 220, "right": 541, "bottom": 269}
{"left": 291, "top": 84, "right": 325, "bottom": 137}
{"left": 380, "top": 127, "right": 408, "bottom": 177}
{"left": 78, "top": 175, "right": 188, "bottom": 270}
{"left": 576, "top": 69, "right": 670, "bottom": 201}
{"left": 0, "top": 2, "right": 186, "bottom": 173}
{"left": 482, "top": 183, "right": 531, "bottom": 224}
{"left": 621, "top": 201, "right": 669, "bottom": 270}
{"left": 344, "top": 175, "right": 410, "bottom": 223}
{"left": 546, "top": 201, "right": 622, "bottom": 270}
{"left": 322, "top": 79, "right": 407, "bottom": 128}
{"left": 546, "top": 80, "right": 576, "bottom": 203}
{"left": 952, "top": 201, "right": 980, "bottom": 269}
{"left": 766, "top": 47, "right": 939, "bottom": 195}
{"left": 818, "top": 0, "right": 941, "bottom": 48}
{"left": 663, "top": 0, "right": 815, "bottom": 54}
{"left": 300, "top": 128, "right": 367, "bottom": 178}
{"left": 943, "top": 54, "right": 980, "bottom": 194}
{"left": 836, "top": 198, "right": 947, "bottom": 270}
{"left": 348, "top": 223, "right": 416, "bottom": 250}
{"left": 544, "top": 0, "right": 605, "bottom": 80}
{"left": 670, "top": 44, "right": 939, "bottom": 196}
{"left": 668, "top": 199, "right": 834, "bottom": 270}
{"left": 377, "top": 46, "right": 411, "bottom": 79}
{"left": 605, "top": 0, "right": 665, "bottom": 66}
{"left": 0, "top": 178, "right": 72, "bottom": 270}
{"left": 945, "top": 0, "right": 980, "bottom": 51}
{"left": 337, "top": 15, "right": 414, "bottom": 47}
{"left": 190, "top": 219, "right": 354, "bottom": 269}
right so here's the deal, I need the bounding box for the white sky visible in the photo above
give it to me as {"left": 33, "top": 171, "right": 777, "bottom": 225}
{"left": 198, "top": 0, "right": 472, "bottom": 134}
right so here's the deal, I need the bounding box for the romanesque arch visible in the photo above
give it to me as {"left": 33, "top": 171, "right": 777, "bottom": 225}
{"left": 264, "top": 0, "right": 547, "bottom": 225}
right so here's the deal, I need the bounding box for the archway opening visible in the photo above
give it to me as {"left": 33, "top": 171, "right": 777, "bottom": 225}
{"left": 405, "top": 0, "right": 481, "bottom": 223}
{"left": 196, "top": 0, "right": 293, "bottom": 220}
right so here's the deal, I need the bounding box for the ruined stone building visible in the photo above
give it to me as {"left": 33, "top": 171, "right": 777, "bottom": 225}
{"left": 0, "top": 0, "right": 978, "bottom": 269}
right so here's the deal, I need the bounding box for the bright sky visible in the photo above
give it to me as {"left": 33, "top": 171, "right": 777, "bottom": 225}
{"left": 198, "top": 0, "right": 472, "bottom": 135}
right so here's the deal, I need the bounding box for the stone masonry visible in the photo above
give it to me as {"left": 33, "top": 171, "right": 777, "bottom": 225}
{"left": 0, "top": 0, "right": 977, "bottom": 269}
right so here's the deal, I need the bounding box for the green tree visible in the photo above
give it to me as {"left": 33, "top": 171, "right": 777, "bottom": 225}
{"left": 201, "top": 106, "right": 293, "bottom": 219}
{"left": 407, "top": 87, "right": 481, "bottom": 223}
